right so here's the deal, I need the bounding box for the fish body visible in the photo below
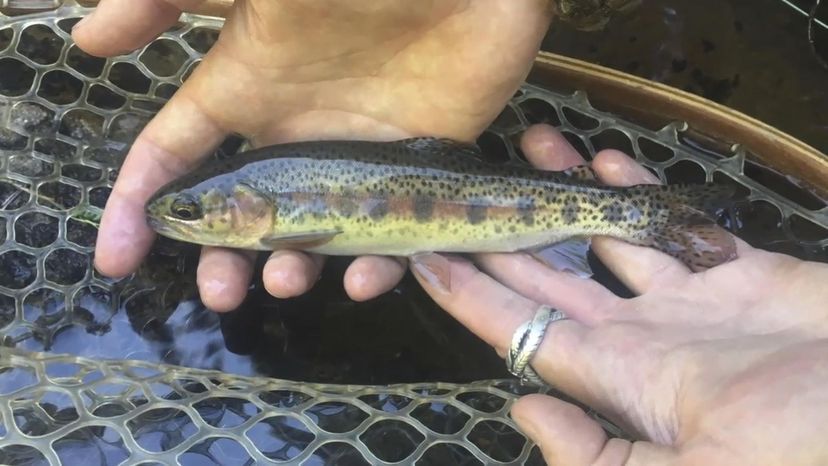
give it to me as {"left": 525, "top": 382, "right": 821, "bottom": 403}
{"left": 145, "top": 138, "right": 736, "bottom": 271}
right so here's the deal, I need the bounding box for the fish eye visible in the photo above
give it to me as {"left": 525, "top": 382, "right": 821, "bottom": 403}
{"left": 170, "top": 195, "right": 202, "bottom": 220}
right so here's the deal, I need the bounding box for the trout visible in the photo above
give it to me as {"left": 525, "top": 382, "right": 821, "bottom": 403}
{"left": 145, "top": 137, "right": 737, "bottom": 272}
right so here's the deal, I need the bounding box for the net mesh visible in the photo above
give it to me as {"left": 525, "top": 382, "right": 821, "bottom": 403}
{"left": 0, "top": 2, "right": 826, "bottom": 465}
{"left": 0, "top": 348, "right": 549, "bottom": 465}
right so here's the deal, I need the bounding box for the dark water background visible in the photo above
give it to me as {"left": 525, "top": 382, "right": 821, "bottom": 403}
{"left": 543, "top": 0, "right": 828, "bottom": 154}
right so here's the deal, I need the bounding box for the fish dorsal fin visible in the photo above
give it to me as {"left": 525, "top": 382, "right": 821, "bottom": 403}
{"left": 260, "top": 229, "right": 342, "bottom": 250}
{"left": 562, "top": 165, "right": 599, "bottom": 182}
{"left": 401, "top": 137, "right": 482, "bottom": 158}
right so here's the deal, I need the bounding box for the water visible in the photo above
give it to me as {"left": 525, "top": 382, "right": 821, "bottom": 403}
{"left": 542, "top": 0, "right": 828, "bottom": 155}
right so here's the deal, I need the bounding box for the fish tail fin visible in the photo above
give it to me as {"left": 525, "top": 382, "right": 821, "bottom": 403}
{"left": 630, "top": 184, "right": 738, "bottom": 272}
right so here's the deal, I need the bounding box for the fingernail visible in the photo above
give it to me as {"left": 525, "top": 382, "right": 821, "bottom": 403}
{"left": 409, "top": 253, "right": 451, "bottom": 294}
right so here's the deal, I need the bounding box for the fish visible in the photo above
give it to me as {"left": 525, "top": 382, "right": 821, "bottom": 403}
{"left": 144, "top": 137, "right": 737, "bottom": 273}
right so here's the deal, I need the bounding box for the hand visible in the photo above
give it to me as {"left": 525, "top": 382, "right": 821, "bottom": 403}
{"left": 411, "top": 124, "right": 828, "bottom": 465}
{"left": 73, "top": 0, "right": 553, "bottom": 311}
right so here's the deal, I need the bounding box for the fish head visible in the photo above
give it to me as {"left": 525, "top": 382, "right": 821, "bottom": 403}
{"left": 146, "top": 181, "right": 274, "bottom": 248}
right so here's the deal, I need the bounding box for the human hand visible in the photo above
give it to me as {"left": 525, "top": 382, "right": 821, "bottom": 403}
{"left": 72, "top": 0, "right": 553, "bottom": 311}
{"left": 411, "top": 124, "right": 828, "bottom": 465}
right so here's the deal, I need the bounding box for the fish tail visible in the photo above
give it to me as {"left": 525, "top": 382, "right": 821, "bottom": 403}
{"left": 629, "top": 183, "right": 738, "bottom": 271}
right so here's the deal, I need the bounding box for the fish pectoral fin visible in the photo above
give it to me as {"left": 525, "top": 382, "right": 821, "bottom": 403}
{"left": 529, "top": 238, "right": 594, "bottom": 278}
{"left": 400, "top": 137, "right": 482, "bottom": 159}
{"left": 260, "top": 229, "right": 342, "bottom": 250}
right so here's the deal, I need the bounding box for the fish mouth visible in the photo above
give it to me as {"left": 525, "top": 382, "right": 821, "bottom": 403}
{"left": 145, "top": 215, "right": 178, "bottom": 237}
{"left": 145, "top": 215, "right": 164, "bottom": 231}
{"left": 145, "top": 213, "right": 200, "bottom": 245}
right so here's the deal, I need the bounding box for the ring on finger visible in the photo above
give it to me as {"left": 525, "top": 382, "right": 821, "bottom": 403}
{"left": 506, "top": 305, "right": 568, "bottom": 385}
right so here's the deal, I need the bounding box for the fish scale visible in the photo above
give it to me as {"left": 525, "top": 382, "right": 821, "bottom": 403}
{"left": 146, "top": 137, "right": 738, "bottom": 272}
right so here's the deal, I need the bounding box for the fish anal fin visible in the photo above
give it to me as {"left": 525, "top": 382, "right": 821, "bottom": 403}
{"left": 260, "top": 229, "right": 342, "bottom": 250}
{"left": 402, "top": 137, "right": 482, "bottom": 158}
{"left": 529, "top": 238, "right": 593, "bottom": 278}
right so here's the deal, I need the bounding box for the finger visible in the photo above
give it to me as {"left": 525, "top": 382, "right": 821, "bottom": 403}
{"left": 480, "top": 123, "right": 608, "bottom": 307}
{"left": 592, "top": 149, "right": 661, "bottom": 186}
{"left": 478, "top": 125, "right": 618, "bottom": 321}
{"left": 590, "top": 149, "right": 692, "bottom": 294}
{"left": 410, "top": 254, "right": 577, "bottom": 356}
{"left": 475, "top": 252, "right": 619, "bottom": 326}
{"left": 410, "top": 254, "right": 648, "bottom": 413}
{"left": 72, "top": 0, "right": 190, "bottom": 57}
{"left": 410, "top": 254, "right": 605, "bottom": 403}
{"left": 512, "top": 394, "right": 677, "bottom": 466}
{"left": 591, "top": 238, "right": 692, "bottom": 295}
{"left": 520, "top": 123, "right": 586, "bottom": 170}
{"left": 344, "top": 256, "right": 407, "bottom": 302}
{"left": 197, "top": 247, "right": 255, "bottom": 312}
{"left": 263, "top": 251, "right": 326, "bottom": 299}
{"left": 512, "top": 394, "right": 617, "bottom": 465}
{"left": 93, "top": 61, "right": 229, "bottom": 279}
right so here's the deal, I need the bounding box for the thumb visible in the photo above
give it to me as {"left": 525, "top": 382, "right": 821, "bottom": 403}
{"left": 511, "top": 394, "right": 678, "bottom": 465}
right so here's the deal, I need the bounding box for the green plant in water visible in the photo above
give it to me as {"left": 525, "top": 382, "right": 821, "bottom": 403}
{"left": 4, "top": 180, "right": 103, "bottom": 227}
{"left": 72, "top": 206, "right": 102, "bottom": 227}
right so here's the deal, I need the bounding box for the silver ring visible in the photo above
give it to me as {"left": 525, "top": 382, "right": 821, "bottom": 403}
{"left": 506, "top": 305, "right": 568, "bottom": 385}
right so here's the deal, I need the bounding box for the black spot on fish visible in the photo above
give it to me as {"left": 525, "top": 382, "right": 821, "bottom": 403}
{"left": 338, "top": 198, "right": 359, "bottom": 218}
{"left": 562, "top": 198, "right": 581, "bottom": 225}
{"left": 368, "top": 197, "right": 389, "bottom": 221}
{"left": 413, "top": 195, "right": 434, "bottom": 222}
{"left": 495, "top": 225, "right": 503, "bottom": 234}
{"left": 602, "top": 201, "right": 626, "bottom": 222}
{"left": 467, "top": 203, "right": 487, "bottom": 225}
{"left": 516, "top": 197, "right": 535, "bottom": 227}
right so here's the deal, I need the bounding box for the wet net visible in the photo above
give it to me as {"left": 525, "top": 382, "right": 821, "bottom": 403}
{"left": 0, "top": 348, "right": 552, "bottom": 465}
{"left": 0, "top": 2, "right": 826, "bottom": 465}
